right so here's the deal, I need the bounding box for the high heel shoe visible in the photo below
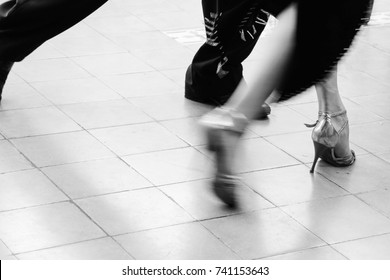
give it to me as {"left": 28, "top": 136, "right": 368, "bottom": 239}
{"left": 306, "top": 110, "right": 356, "bottom": 173}
{"left": 0, "top": 61, "right": 14, "bottom": 102}
{"left": 199, "top": 107, "right": 249, "bottom": 207}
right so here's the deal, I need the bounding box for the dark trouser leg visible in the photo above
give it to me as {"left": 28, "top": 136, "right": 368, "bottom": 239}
{"left": 0, "top": 61, "right": 13, "bottom": 101}
{"left": 0, "top": 0, "right": 107, "bottom": 100}
{"left": 363, "top": 0, "right": 374, "bottom": 24}
{"left": 185, "top": 0, "right": 269, "bottom": 106}
{"left": 0, "top": 0, "right": 108, "bottom": 61}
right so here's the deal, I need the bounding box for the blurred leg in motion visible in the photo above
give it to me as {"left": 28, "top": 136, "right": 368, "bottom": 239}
{"left": 200, "top": 3, "right": 298, "bottom": 207}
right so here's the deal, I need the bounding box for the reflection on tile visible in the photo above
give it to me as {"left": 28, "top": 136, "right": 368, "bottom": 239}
{"left": 32, "top": 77, "right": 121, "bottom": 105}
{"left": 91, "top": 123, "right": 187, "bottom": 156}
{"left": 0, "top": 107, "right": 81, "bottom": 138}
{"left": 263, "top": 246, "right": 346, "bottom": 260}
{"left": 18, "top": 238, "right": 131, "bottom": 260}
{"left": 333, "top": 234, "right": 390, "bottom": 260}
{"left": 0, "top": 140, "right": 33, "bottom": 173}
{"left": 160, "top": 180, "right": 273, "bottom": 220}
{"left": 11, "top": 131, "right": 114, "bottom": 167}
{"left": 42, "top": 158, "right": 151, "bottom": 199}
{"left": 242, "top": 165, "right": 348, "bottom": 206}
{"left": 0, "top": 169, "right": 67, "bottom": 211}
{"left": 115, "top": 223, "right": 239, "bottom": 260}
{"left": 202, "top": 209, "right": 324, "bottom": 259}
{"left": 282, "top": 196, "right": 390, "bottom": 244}
{"left": 0, "top": 202, "right": 105, "bottom": 253}
{"left": 76, "top": 188, "right": 194, "bottom": 235}
{"left": 59, "top": 100, "right": 153, "bottom": 129}
{"left": 316, "top": 154, "right": 390, "bottom": 194}
{"left": 123, "top": 147, "right": 212, "bottom": 185}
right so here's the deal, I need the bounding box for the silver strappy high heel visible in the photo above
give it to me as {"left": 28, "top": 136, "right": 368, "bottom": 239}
{"left": 306, "top": 110, "right": 356, "bottom": 173}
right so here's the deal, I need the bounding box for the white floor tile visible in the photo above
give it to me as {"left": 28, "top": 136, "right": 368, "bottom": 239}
{"left": 0, "top": 202, "right": 105, "bottom": 253}
{"left": 76, "top": 188, "right": 194, "bottom": 235}
{"left": 0, "top": 169, "right": 67, "bottom": 211}
{"left": 10, "top": 131, "right": 114, "bottom": 167}
{"left": 0, "top": 140, "right": 33, "bottom": 174}
{"left": 42, "top": 158, "right": 152, "bottom": 199}
{"left": 17, "top": 238, "right": 131, "bottom": 260}
{"left": 91, "top": 122, "right": 187, "bottom": 156}
{"left": 115, "top": 223, "right": 239, "bottom": 260}
{"left": 282, "top": 196, "right": 390, "bottom": 244}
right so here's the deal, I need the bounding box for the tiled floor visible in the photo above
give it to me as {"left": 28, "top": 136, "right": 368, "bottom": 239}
{"left": 1, "top": 0, "right": 390, "bottom": 260}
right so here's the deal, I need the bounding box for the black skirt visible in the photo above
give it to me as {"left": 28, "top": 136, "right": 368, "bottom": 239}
{"left": 275, "top": 0, "right": 371, "bottom": 100}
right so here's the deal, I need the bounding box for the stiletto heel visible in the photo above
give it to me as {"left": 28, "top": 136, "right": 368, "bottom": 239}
{"left": 307, "top": 110, "right": 356, "bottom": 173}
{"left": 199, "top": 107, "right": 249, "bottom": 207}
{"left": 310, "top": 141, "right": 330, "bottom": 173}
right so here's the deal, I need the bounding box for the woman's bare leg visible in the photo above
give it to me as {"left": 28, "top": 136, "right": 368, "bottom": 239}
{"left": 315, "top": 68, "right": 352, "bottom": 158}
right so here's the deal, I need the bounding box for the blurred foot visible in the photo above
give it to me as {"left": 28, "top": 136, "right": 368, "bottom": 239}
{"left": 199, "top": 107, "right": 248, "bottom": 207}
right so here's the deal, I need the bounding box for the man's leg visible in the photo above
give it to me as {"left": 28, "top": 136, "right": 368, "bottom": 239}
{"left": 0, "top": 0, "right": 108, "bottom": 100}
{"left": 185, "top": 0, "right": 269, "bottom": 107}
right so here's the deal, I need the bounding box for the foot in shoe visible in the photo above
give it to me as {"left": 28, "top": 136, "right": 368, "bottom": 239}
{"left": 308, "top": 110, "right": 356, "bottom": 172}
{"left": 200, "top": 107, "right": 248, "bottom": 207}
{"left": 213, "top": 174, "right": 238, "bottom": 207}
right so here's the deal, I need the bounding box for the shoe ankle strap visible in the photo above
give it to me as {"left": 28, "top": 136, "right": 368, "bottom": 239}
{"left": 318, "top": 110, "right": 347, "bottom": 118}
{"left": 305, "top": 110, "right": 348, "bottom": 129}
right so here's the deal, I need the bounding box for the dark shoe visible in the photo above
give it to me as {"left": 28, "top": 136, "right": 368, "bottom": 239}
{"left": 0, "top": 61, "right": 14, "bottom": 102}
